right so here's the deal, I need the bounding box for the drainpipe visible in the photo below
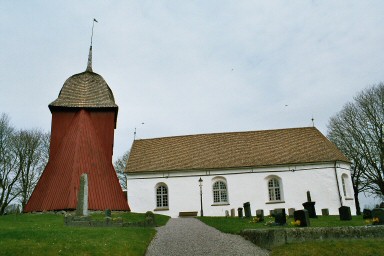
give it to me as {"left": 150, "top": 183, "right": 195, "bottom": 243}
{"left": 334, "top": 161, "right": 343, "bottom": 207}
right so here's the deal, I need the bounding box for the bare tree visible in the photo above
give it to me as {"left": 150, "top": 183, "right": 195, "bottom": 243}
{"left": 327, "top": 83, "right": 384, "bottom": 214}
{"left": 114, "top": 151, "right": 129, "bottom": 190}
{"left": 0, "top": 114, "right": 19, "bottom": 215}
{"left": 13, "top": 129, "right": 50, "bottom": 210}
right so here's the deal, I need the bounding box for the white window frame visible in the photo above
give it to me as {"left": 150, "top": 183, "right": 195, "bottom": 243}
{"left": 266, "top": 176, "right": 284, "bottom": 204}
{"left": 341, "top": 174, "right": 353, "bottom": 200}
{"left": 155, "top": 183, "right": 169, "bottom": 211}
{"left": 212, "top": 177, "right": 229, "bottom": 205}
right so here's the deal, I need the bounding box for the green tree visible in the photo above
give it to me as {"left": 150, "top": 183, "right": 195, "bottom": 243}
{"left": 0, "top": 114, "right": 19, "bottom": 214}
{"left": 0, "top": 113, "right": 50, "bottom": 214}
{"left": 114, "top": 151, "right": 129, "bottom": 191}
{"left": 327, "top": 83, "right": 384, "bottom": 214}
{"left": 13, "top": 130, "right": 50, "bottom": 210}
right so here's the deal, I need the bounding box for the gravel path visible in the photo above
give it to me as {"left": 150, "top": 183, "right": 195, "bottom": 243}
{"left": 145, "top": 218, "right": 269, "bottom": 256}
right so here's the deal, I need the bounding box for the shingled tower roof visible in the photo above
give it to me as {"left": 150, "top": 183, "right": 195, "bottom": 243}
{"left": 49, "top": 46, "right": 118, "bottom": 112}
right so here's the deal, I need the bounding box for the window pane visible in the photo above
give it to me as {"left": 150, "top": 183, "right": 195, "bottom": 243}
{"left": 342, "top": 177, "right": 347, "bottom": 197}
{"left": 156, "top": 185, "right": 168, "bottom": 208}
{"left": 269, "top": 188, "right": 274, "bottom": 201}
{"left": 275, "top": 188, "right": 281, "bottom": 200}
{"left": 213, "top": 181, "right": 228, "bottom": 203}
{"left": 268, "top": 178, "right": 281, "bottom": 201}
{"left": 221, "top": 191, "right": 227, "bottom": 201}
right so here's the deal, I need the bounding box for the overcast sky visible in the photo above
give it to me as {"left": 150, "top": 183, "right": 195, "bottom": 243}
{"left": 1, "top": 1, "right": 384, "bottom": 190}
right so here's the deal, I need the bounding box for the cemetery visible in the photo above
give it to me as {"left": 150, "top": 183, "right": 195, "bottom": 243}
{"left": 198, "top": 200, "right": 384, "bottom": 250}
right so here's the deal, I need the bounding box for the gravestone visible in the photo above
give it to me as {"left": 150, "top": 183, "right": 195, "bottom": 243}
{"left": 237, "top": 207, "right": 243, "bottom": 218}
{"left": 294, "top": 209, "right": 310, "bottom": 227}
{"left": 274, "top": 208, "right": 286, "bottom": 225}
{"left": 321, "top": 208, "right": 329, "bottom": 216}
{"left": 256, "top": 209, "right": 264, "bottom": 221}
{"left": 225, "top": 210, "right": 229, "bottom": 217}
{"left": 230, "top": 208, "right": 236, "bottom": 217}
{"left": 76, "top": 173, "right": 88, "bottom": 216}
{"left": 380, "top": 202, "right": 384, "bottom": 208}
{"left": 145, "top": 211, "right": 156, "bottom": 226}
{"left": 339, "top": 206, "right": 352, "bottom": 221}
{"left": 288, "top": 208, "right": 295, "bottom": 217}
{"left": 243, "top": 202, "right": 252, "bottom": 218}
{"left": 362, "top": 209, "right": 372, "bottom": 219}
{"left": 269, "top": 209, "right": 275, "bottom": 217}
{"left": 105, "top": 209, "right": 112, "bottom": 217}
{"left": 372, "top": 208, "right": 384, "bottom": 225}
{"left": 302, "top": 191, "right": 317, "bottom": 218}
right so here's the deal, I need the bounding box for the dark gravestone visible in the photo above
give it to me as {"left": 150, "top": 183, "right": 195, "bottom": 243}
{"left": 237, "top": 207, "right": 243, "bottom": 218}
{"left": 256, "top": 209, "right": 264, "bottom": 221}
{"left": 105, "top": 209, "right": 112, "bottom": 217}
{"left": 380, "top": 202, "right": 384, "bottom": 208}
{"left": 294, "top": 209, "right": 310, "bottom": 227}
{"left": 303, "top": 202, "right": 317, "bottom": 218}
{"left": 274, "top": 208, "right": 286, "bottom": 225}
{"left": 243, "top": 202, "right": 252, "bottom": 218}
{"left": 321, "top": 208, "right": 329, "bottom": 216}
{"left": 339, "top": 206, "right": 352, "bottom": 221}
{"left": 303, "top": 191, "right": 317, "bottom": 218}
{"left": 363, "top": 209, "right": 372, "bottom": 219}
{"left": 307, "top": 191, "right": 312, "bottom": 202}
{"left": 372, "top": 208, "right": 384, "bottom": 225}
{"left": 269, "top": 209, "right": 275, "bottom": 217}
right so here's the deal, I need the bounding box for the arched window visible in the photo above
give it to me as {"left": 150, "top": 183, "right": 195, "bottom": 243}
{"left": 341, "top": 174, "right": 349, "bottom": 197}
{"left": 268, "top": 177, "right": 282, "bottom": 201}
{"left": 212, "top": 179, "right": 228, "bottom": 203}
{"left": 156, "top": 183, "right": 168, "bottom": 208}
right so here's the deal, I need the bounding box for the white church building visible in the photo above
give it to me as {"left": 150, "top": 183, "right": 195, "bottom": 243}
{"left": 125, "top": 127, "right": 356, "bottom": 217}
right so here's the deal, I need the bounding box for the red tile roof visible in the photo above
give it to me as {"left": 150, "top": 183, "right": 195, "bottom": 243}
{"left": 125, "top": 127, "right": 349, "bottom": 173}
{"left": 25, "top": 110, "right": 129, "bottom": 212}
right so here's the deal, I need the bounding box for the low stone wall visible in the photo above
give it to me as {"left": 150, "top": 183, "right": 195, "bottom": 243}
{"left": 240, "top": 226, "right": 384, "bottom": 249}
{"left": 64, "top": 212, "right": 156, "bottom": 228}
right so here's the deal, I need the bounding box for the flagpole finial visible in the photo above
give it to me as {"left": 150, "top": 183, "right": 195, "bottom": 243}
{"left": 86, "top": 18, "right": 98, "bottom": 72}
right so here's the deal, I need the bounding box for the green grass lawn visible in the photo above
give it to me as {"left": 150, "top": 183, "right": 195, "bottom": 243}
{"left": 198, "top": 215, "right": 384, "bottom": 256}
{"left": 270, "top": 239, "right": 384, "bottom": 256}
{"left": 0, "top": 212, "right": 169, "bottom": 256}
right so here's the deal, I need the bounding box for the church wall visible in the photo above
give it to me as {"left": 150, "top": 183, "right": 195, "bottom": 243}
{"left": 126, "top": 161, "right": 355, "bottom": 218}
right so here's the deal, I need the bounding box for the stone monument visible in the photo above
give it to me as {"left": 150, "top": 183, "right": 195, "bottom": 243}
{"left": 302, "top": 191, "right": 317, "bottom": 218}
{"left": 76, "top": 173, "right": 88, "bottom": 216}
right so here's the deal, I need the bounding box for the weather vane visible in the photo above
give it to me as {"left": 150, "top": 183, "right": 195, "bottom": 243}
{"left": 91, "top": 18, "right": 98, "bottom": 47}
{"left": 134, "top": 123, "right": 145, "bottom": 140}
